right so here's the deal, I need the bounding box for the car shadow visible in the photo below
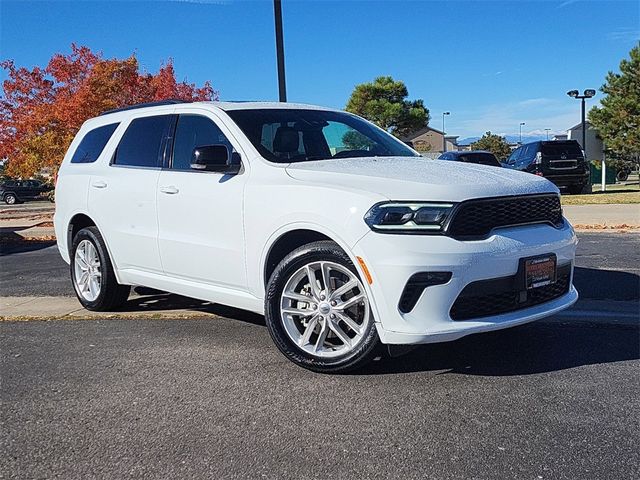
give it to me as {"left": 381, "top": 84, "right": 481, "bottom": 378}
{"left": 118, "top": 287, "right": 266, "bottom": 326}
{"left": 105, "top": 269, "right": 639, "bottom": 377}
{"left": 357, "top": 321, "right": 639, "bottom": 376}
{"left": 573, "top": 266, "right": 639, "bottom": 301}
{"left": 0, "top": 238, "right": 57, "bottom": 256}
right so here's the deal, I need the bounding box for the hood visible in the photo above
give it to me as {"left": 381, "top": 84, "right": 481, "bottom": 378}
{"left": 285, "top": 156, "right": 557, "bottom": 202}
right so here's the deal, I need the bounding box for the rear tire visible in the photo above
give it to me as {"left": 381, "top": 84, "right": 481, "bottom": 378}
{"left": 70, "top": 226, "right": 130, "bottom": 311}
{"left": 265, "top": 240, "right": 380, "bottom": 373}
{"left": 4, "top": 193, "right": 17, "bottom": 205}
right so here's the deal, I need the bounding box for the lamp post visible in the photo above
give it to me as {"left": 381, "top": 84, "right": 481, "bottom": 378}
{"left": 545, "top": 128, "right": 551, "bottom": 140}
{"left": 566, "top": 89, "right": 596, "bottom": 160}
{"left": 442, "top": 112, "right": 450, "bottom": 152}
{"left": 519, "top": 122, "right": 525, "bottom": 145}
{"left": 273, "top": 0, "right": 287, "bottom": 102}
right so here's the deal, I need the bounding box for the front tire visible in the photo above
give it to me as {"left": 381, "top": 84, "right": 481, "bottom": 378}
{"left": 265, "top": 241, "right": 380, "bottom": 373}
{"left": 70, "top": 226, "right": 130, "bottom": 311}
{"left": 4, "top": 193, "right": 17, "bottom": 205}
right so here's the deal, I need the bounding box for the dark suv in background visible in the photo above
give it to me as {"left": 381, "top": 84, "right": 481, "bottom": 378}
{"left": 438, "top": 150, "right": 502, "bottom": 167}
{"left": 502, "top": 140, "right": 590, "bottom": 194}
{"left": 0, "top": 179, "right": 52, "bottom": 204}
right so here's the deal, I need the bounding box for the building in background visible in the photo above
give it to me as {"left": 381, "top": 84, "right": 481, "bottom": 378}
{"left": 567, "top": 121, "right": 603, "bottom": 162}
{"left": 403, "top": 126, "right": 459, "bottom": 153}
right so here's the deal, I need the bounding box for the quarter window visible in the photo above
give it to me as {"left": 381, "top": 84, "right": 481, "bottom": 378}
{"left": 71, "top": 123, "right": 119, "bottom": 164}
{"left": 172, "top": 115, "right": 234, "bottom": 170}
{"left": 113, "top": 115, "right": 173, "bottom": 168}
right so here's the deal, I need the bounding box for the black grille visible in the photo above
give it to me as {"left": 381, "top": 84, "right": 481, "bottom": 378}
{"left": 447, "top": 194, "right": 563, "bottom": 239}
{"left": 398, "top": 272, "right": 452, "bottom": 313}
{"left": 450, "top": 264, "right": 571, "bottom": 321}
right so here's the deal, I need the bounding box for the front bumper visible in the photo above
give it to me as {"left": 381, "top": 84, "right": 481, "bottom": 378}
{"left": 352, "top": 221, "right": 578, "bottom": 345}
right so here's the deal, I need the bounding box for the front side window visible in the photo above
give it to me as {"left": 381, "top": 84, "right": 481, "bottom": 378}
{"left": 226, "top": 109, "right": 419, "bottom": 164}
{"left": 113, "top": 115, "right": 173, "bottom": 168}
{"left": 71, "top": 123, "right": 119, "bottom": 164}
{"left": 172, "top": 115, "right": 234, "bottom": 170}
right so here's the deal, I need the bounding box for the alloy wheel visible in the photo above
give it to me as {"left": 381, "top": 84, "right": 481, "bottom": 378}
{"left": 74, "top": 239, "right": 102, "bottom": 301}
{"left": 279, "top": 261, "right": 370, "bottom": 358}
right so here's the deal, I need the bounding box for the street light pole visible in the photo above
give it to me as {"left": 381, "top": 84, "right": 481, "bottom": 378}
{"left": 442, "top": 112, "right": 450, "bottom": 152}
{"left": 273, "top": 0, "right": 287, "bottom": 102}
{"left": 566, "top": 89, "right": 596, "bottom": 161}
{"left": 519, "top": 122, "right": 525, "bottom": 144}
{"left": 545, "top": 128, "right": 551, "bottom": 140}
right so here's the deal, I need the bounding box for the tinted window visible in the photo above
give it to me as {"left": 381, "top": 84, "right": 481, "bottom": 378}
{"left": 172, "top": 115, "right": 233, "bottom": 170}
{"left": 459, "top": 153, "right": 501, "bottom": 167}
{"left": 71, "top": 123, "right": 119, "bottom": 164}
{"left": 114, "top": 115, "right": 173, "bottom": 168}
{"left": 541, "top": 142, "right": 583, "bottom": 157}
{"left": 518, "top": 144, "right": 537, "bottom": 165}
{"left": 506, "top": 148, "right": 521, "bottom": 164}
{"left": 227, "top": 109, "right": 418, "bottom": 163}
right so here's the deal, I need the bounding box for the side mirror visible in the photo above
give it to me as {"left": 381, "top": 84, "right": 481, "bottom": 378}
{"left": 191, "top": 145, "right": 240, "bottom": 174}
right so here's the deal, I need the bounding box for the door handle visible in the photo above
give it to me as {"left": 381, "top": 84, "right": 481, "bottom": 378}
{"left": 160, "top": 186, "right": 179, "bottom": 195}
{"left": 91, "top": 180, "right": 107, "bottom": 189}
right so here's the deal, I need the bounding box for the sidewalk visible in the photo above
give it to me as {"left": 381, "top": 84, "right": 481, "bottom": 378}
{"left": 563, "top": 204, "right": 639, "bottom": 227}
{"left": 1, "top": 295, "right": 637, "bottom": 326}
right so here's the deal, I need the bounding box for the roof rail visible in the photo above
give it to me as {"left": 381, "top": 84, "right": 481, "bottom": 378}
{"left": 99, "top": 99, "right": 187, "bottom": 116}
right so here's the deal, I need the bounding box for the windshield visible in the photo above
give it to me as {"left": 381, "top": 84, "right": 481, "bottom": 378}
{"left": 226, "top": 108, "right": 419, "bottom": 163}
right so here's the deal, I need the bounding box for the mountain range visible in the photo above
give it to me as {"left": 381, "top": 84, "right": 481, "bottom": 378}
{"left": 457, "top": 134, "right": 556, "bottom": 146}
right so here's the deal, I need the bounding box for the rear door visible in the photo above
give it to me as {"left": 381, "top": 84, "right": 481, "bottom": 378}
{"left": 88, "top": 114, "right": 175, "bottom": 273}
{"left": 540, "top": 141, "right": 585, "bottom": 175}
{"left": 156, "top": 109, "right": 248, "bottom": 289}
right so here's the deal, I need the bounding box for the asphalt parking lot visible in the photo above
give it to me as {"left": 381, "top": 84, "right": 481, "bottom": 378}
{"left": 1, "top": 232, "right": 639, "bottom": 479}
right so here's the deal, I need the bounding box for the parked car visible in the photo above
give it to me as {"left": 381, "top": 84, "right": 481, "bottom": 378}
{"left": 54, "top": 100, "right": 578, "bottom": 372}
{"left": 438, "top": 150, "right": 502, "bottom": 167}
{"left": 0, "top": 179, "right": 52, "bottom": 204}
{"left": 502, "top": 140, "right": 590, "bottom": 194}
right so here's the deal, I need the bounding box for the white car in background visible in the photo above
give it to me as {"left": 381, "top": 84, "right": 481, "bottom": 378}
{"left": 54, "top": 101, "right": 578, "bottom": 372}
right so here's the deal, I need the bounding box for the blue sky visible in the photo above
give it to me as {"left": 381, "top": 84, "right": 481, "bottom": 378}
{"left": 1, "top": 0, "right": 638, "bottom": 138}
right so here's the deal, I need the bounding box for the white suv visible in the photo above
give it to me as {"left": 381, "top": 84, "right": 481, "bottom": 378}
{"left": 55, "top": 101, "right": 578, "bottom": 372}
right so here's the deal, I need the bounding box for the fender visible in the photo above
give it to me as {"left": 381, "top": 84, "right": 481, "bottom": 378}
{"left": 257, "top": 221, "right": 383, "bottom": 326}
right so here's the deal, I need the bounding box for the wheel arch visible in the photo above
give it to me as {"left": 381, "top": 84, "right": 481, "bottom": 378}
{"left": 67, "top": 213, "right": 124, "bottom": 284}
{"left": 260, "top": 225, "right": 376, "bottom": 318}
{"left": 67, "top": 213, "right": 97, "bottom": 256}
{"left": 263, "top": 229, "right": 333, "bottom": 287}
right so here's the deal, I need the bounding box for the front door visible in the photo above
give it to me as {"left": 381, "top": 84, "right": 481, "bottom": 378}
{"left": 157, "top": 110, "right": 247, "bottom": 290}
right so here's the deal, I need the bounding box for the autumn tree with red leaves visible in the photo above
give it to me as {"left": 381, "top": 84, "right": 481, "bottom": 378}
{"left": 0, "top": 44, "right": 217, "bottom": 178}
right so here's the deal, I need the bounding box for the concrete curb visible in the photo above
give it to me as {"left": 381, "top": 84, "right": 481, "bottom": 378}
{"left": 1, "top": 296, "right": 637, "bottom": 326}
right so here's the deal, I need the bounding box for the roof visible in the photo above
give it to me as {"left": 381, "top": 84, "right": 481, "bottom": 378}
{"left": 211, "top": 101, "right": 333, "bottom": 111}
{"left": 403, "top": 125, "right": 445, "bottom": 140}
{"left": 445, "top": 150, "right": 494, "bottom": 156}
{"left": 98, "top": 100, "right": 336, "bottom": 118}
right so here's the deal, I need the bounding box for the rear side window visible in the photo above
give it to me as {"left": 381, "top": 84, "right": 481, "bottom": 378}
{"left": 113, "top": 115, "right": 173, "bottom": 168}
{"left": 71, "top": 123, "right": 119, "bottom": 164}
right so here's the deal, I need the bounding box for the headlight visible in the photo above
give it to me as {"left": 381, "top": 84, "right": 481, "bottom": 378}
{"left": 364, "top": 202, "right": 455, "bottom": 233}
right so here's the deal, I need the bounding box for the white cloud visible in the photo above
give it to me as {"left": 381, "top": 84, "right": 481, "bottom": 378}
{"left": 607, "top": 28, "right": 640, "bottom": 42}
{"left": 451, "top": 97, "right": 592, "bottom": 138}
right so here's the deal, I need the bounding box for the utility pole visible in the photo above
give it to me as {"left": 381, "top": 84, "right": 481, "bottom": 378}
{"left": 273, "top": 0, "right": 287, "bottom": 102}
{"left": 442, "top": 112, "right": 450, "bottom": 152}
{"left": 567, "top": 89, "right": 596, "bottom": 161}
